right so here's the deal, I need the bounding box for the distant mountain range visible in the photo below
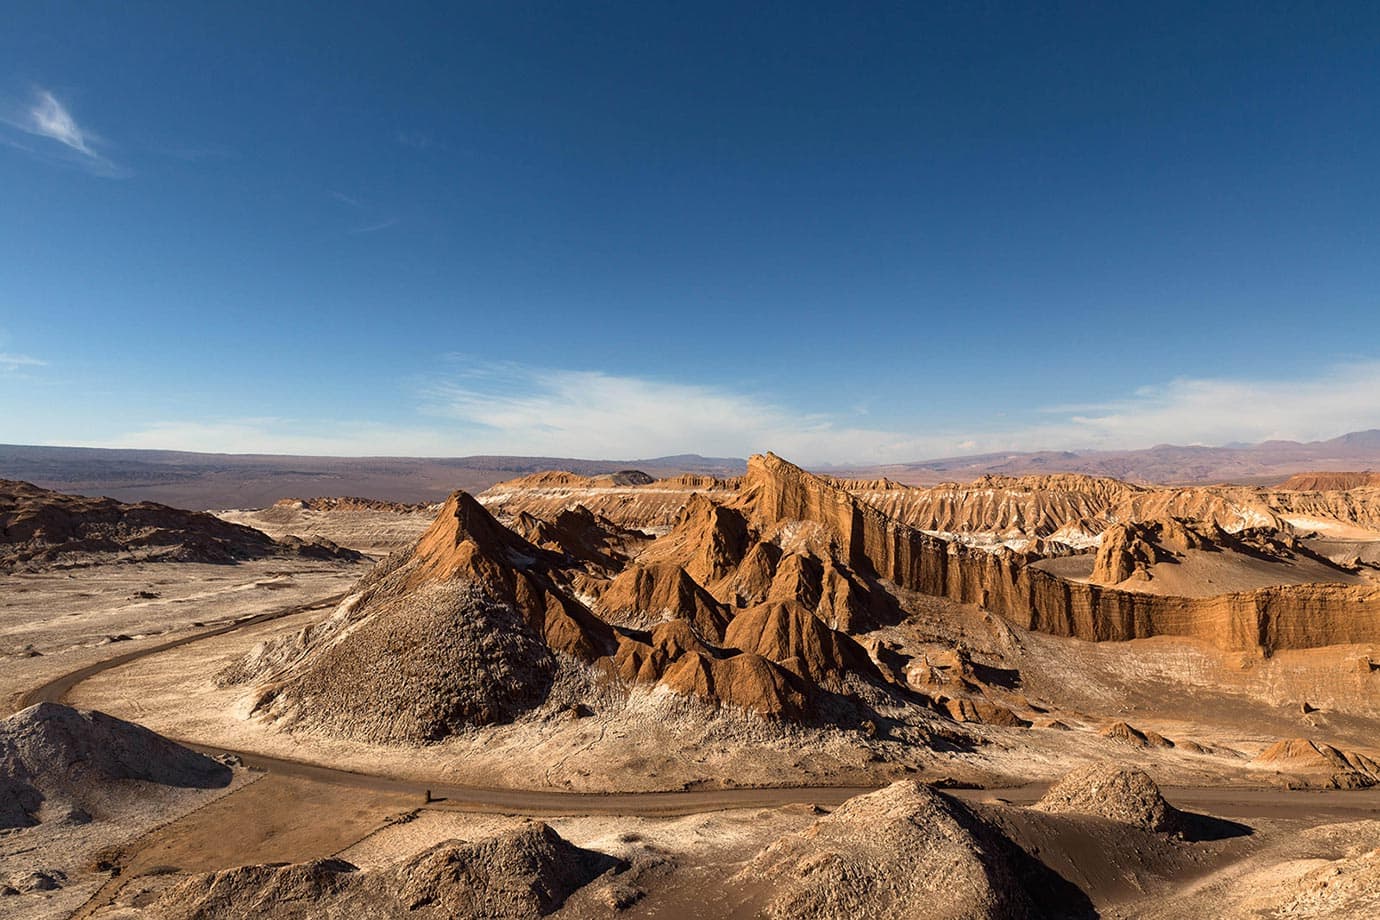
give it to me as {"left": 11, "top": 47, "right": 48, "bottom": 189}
{"left": 3, "top": 430, "right": 1378, "bottom": 509}
{"left": 829, "top": 429, "right": 1380, "bottom": 487}
{"left": 0, "top": 445, "right": 745, "bottom": 509}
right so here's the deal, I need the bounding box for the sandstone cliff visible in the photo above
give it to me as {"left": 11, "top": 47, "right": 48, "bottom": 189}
{"left": 740, "top": 454, "right": 1380, "bottom": 654}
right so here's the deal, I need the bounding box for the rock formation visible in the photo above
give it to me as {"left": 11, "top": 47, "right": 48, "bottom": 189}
{"left": 1252, "top": 738, "right": 1380, "bottom": 788}
{"left": 133, "top": 823, "right": 619, "bottom": 919}
{"left": 0, "top": 703, "right": 231, "bottom": 829}
{"left": 0, "top": 479, "right": 360, "bottom": 571}
{"left": 737, "top": 454, "right": 1380, "bottom": 654}
{"left": 479, "top": 470, "right": 738, "bottom": 531}
{"left": 226, "top": 476, "right": 909, "bottom": 741}
{"left": 221, "top": 491, "right": 616, "bottom": 744}
{"left": 510, "top": 503, "right": 649, "bottom": 574}
{"left": 1276, "top": 471, "right": 1380, "bottom": 491}
{"left": 222, "top": 451, "right": 1380, "bottom": 750}
{"left": 1090, "top": 518, "right": 1208, "bottom": 584}
{"left": 739, "top": 779, "right": 1068, "bottom": 919}
{"left": 1087, "top": 516, "right": 1348, "bottom": 591}
{"left": 1034, "top": 763, "right": 1183, "bottom": 833}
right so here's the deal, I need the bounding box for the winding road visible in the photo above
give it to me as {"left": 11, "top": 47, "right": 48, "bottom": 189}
{"left": 17, "top": 586, "right": 1380, "bottom": 920}
{"left": 19, "top": 590, "right": 1380, "bottom": 823}
{"left": 14, "top": 591, "right": 882, "bottom": 817}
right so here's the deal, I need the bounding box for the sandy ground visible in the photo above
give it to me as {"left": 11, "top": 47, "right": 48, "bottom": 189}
{"left": 0, "top": 559, "right": 366, "bottom": 713}
{"left": 214, "top": 506, "right": 434, "bottom": 556}
{"left": 65, "top": 603, "right": 922, "bottom": 793}
{"left": 0, "top": 762, "right": 261, "bottom": 920}
{"left": 84, "top": 783, "right": 1380, "bottom": 920}
{"left": 1036, "top": 547, "right": 1373, "bottom": 596}
{"left": 11, "top": 550, "right": 1380, "bottom": 917}
{"left": 60, "top": 579, "right": 1380, "bottom": 798}
{"left": 0, "top": 557, "right": 369, "bottom": 920}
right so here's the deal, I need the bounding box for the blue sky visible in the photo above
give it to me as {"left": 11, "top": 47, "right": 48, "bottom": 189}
{"left": 2, "top": 2, "right": 1378, "bottom": 463}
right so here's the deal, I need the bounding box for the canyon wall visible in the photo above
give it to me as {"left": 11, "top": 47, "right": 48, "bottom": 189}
{"left": 744, "top": 454, "right": 1380, "bottom": 654}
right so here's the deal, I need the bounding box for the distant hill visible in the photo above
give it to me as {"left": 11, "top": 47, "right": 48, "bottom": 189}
{"left": 0, "top": 444, "right": 746, "bottom": 509}
{"left": 831, "top": 430, "right": 1380, "bottom": 487}
{"left": 6, "top": 430, "right": 1380, "bottom": 510}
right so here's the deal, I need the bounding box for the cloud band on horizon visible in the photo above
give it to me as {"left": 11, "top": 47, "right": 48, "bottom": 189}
{"left": 64, "top": 358, "right": 1380, "bottom": 464}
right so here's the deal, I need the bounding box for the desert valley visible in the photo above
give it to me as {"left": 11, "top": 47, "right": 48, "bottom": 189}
{"left": 5, "top": 443, "right": 1380, "bottom": 918}
{"left": 7, "top": 5, "right": 1380, "bottom": 916}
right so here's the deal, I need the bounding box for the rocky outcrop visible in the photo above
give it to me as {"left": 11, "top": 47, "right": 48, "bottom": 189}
{"left": 1277, "top": 471, "right": 1380, "bottom": 491}
{"left": 722, "top": 600, "right": 878, "bottom": 684}
{"left": 272, "top": 496, "right": 438, "bottom": 513}
{"left": 1090, "top": 521, "right": 1179, "bottom": 584}
{"left": 0, "top": 703, "right": 231, "bottom": 829}
{"left": 607, "top": 619, "right": 813, "bottom": 719}
{"left": 138, "top": 823, "right": 620, "bottom": 919}
{"left": 659, "top": 650, "right": 810, "bottom": 720}
{"left": 399, "top": 492, "right": 613, "bottom": 659}
{"left": 0, "top": 479, "right": 361, "bottom": 571}
{"left": 511, "top": 504, "right": 649, "bottom": 574}
{"left": 1034, "top": 763, "right": 1183, "bottom": 833}
{"left": 222, "top": 491, "right": 618, "bottom": 743}
{"left": 1089, "top": 517, "right": 1232, "bottom": 584}
{"left": 1101, "top": 721, "right": 1175, "bottom": 748}
{"left": 593, "top": 562, "right": 730, "bottom": 640}
{"left": 739, "top": 780, "right": 1073, "bottom": 919}
{"left": 1252, "top": 738, "right": 1380, "bottom": 787}
{"left": 938, "top": 697, "right": 1030, "bottom": 727}
{"left": 478, "top": 470, "right": 737, "bottom": 531}
{"left": 742, "top": 455, "right": 1380, "bottom": 654}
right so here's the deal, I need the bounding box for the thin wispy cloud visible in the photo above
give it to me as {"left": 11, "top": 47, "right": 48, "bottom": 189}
{"left": 349, "top": 217, "right": 399, "bottom": 234}
{"left": 423, "top": 361, "right": 963, "bottom": 462}
{"left": 395, "top": 130, "right": 432, "bottom": 150}
{"left": 30, "top": 90, "right": 94, "bottom": 155}
{"left": 0, "top": 352, "right": 46, "bottom": 373}
{"left": 1, "top": 87, "right": 128, "bottom": 177}
{"left": 94, "top": 418, "right": 458, "bottom": 457}
{"left": 329, "top": 190, "right": 362, "bottom": 207}
{"left": 79, "top": 360, "right": 1380, "bottom": 464}
{"left": 421, "top": 359, "right": 1380, "bottom": 464}
{"left": 1002, "top": 361, "right": 1380, "bottom": 454}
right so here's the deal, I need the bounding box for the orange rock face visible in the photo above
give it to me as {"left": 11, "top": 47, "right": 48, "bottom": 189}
{"left": 224, "top": 450, "right": 1380, "bottom": 745}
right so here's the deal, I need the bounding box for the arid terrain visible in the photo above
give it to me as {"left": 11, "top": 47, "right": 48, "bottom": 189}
{"left": 5, "top": 457, "right": 1380, "bottom": 918}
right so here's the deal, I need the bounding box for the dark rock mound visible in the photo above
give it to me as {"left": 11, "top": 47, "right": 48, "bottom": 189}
{"left": 273, "top": 533, "right": 364, "bottom": 561}
{"left": 740, "top": 780, "right": 1083, "bottom": 919}
{"left": 1034, "top": 763, "right": 1183, "bottom": 833}
{"left": 0, "top": 478, "right": 360, "bottom": 571}
{"left": 0, "top": 703, "right": 231, "bottom": 829}
{"left": 143, "top": 823, "right": 620, "bottom": 919}
{"left": 248, "top": 583, "right": 557, "bottom": 744}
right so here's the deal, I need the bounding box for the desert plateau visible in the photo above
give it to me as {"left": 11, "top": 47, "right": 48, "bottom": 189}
{"left": 5, "top": 445, "right": 1380, "bottom": 918}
